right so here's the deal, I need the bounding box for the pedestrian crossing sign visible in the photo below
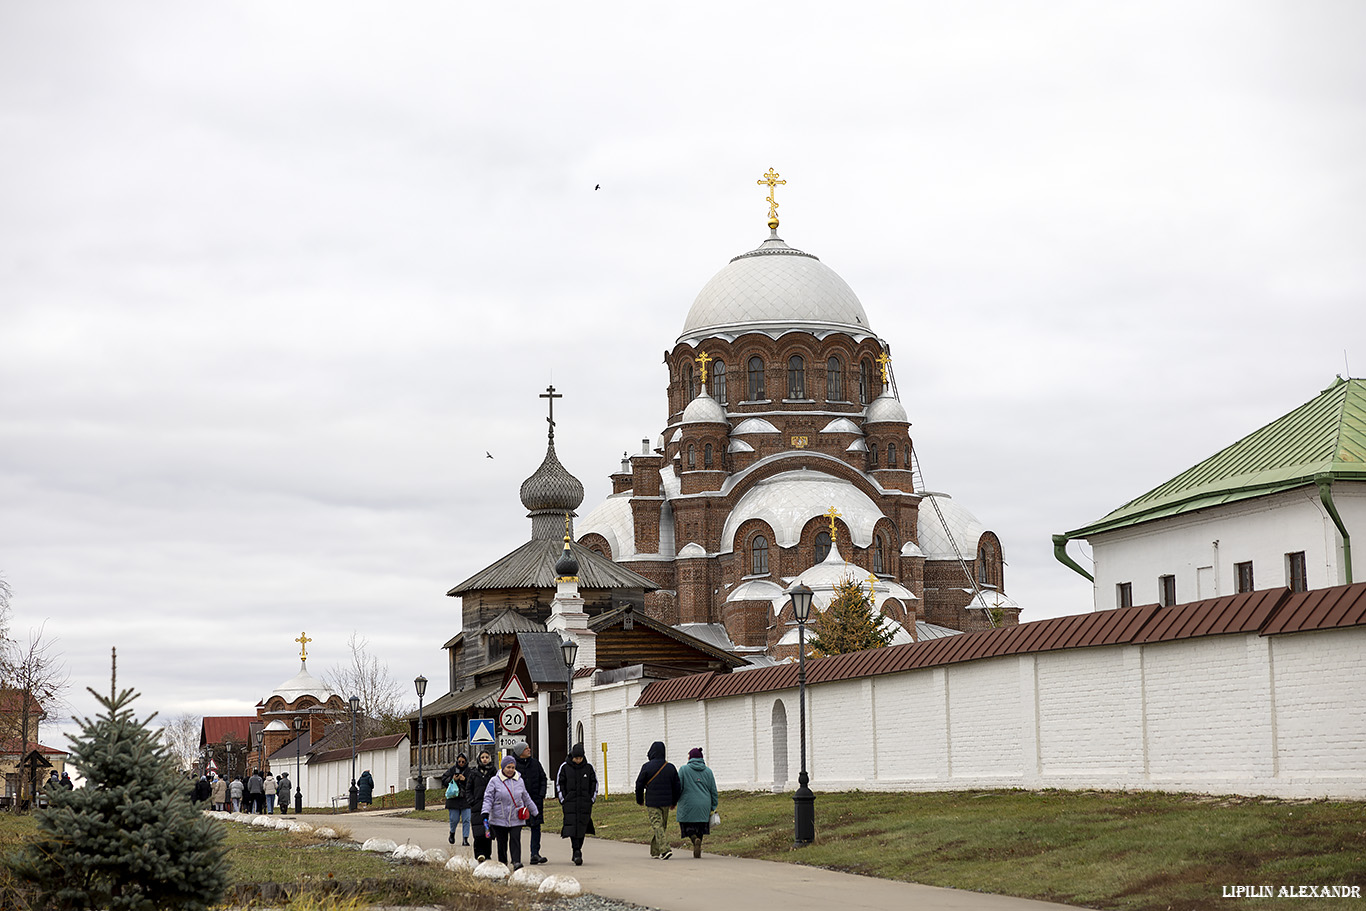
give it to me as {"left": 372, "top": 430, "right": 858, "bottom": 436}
{"left": 469, "top": 718, "right": 496, "bottom": 744}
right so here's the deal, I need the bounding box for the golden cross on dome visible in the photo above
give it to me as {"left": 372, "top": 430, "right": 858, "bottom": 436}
{"left": 867, "top": 573, "right": 878, "bottom": 600}
{"left": 295, "top": 631, "right": 312, "bottom": 662}
{"left": 875, "top": 352, "right": 892, "bottom": 385}
{"left": 695, "top": 351, "right": 712, "bottom": 385}
{"left": 824, "top": 506, "right": 842, "bottom": 541}
{"left": 564, "top": 511, "right": 573, "bottom": 544}
{"left": 756, "top": 168, "right": 786, "bottom": 228}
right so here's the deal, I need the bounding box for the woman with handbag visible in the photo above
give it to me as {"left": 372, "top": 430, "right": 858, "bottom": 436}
{"left": 676, "top": 747, "right": 718, "bottom": 858}
{"left": 480, "top": 754, "right": 538, "bottom": 870}
{"left": 440, "top": 754, "right": 473, "bottom": 845}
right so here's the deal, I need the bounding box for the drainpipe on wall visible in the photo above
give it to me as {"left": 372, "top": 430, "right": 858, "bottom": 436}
{"left": 1052, "top": 534, "right": 1094, "bottom": 582}
{"left": 1315, "top": 475, "right": 1353, "bottom": 584}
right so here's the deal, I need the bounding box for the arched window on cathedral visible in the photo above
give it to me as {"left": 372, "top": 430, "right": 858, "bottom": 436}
{"left": 859, "top": 359, "right": 872, "bottom": 403}
{"left": 703, "top": 442, "right": 713, "bottom": 469}
{"left": 685, "top": 363, "right": 695, "bottom": 401}
{"left": 712, "top": 360, "right": 727, "bottom": 404}
{"left": 873, "top": 534, "right": 884, "bottom": 574}
{"left": 787, "top": 355, "right": 806, "bottom": 399}
{"left": 814, "top": 531, "right": 831, "bottom": 563}
{"left": 888, "top": 442, "right": 897, "bottom": 468}
{"left": 978, "top": 545, "right": 989, "bottom": 585}
{"left": 869, "top": 442, "right": 879, "bottom": 468}
{"left": 686, "top": 444, "right": 695, "bottom": 470}
{"left": 748, "top": 356, "right": 765, "bottom": 401}
{"left": 751, "top": 535, "right": 769, "bottom": 575}
{"left": 826, "top": 357, "right": 843, "bottom": 401}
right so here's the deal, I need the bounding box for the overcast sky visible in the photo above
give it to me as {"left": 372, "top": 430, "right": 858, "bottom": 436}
{"left": 3, "top": 2, "right": 1363, "bottom": 744}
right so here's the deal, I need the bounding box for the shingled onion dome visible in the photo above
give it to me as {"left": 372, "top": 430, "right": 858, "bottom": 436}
{"left": 554, "top": 534, "right": 580, "bottom": 581}
{"left": 521, "top": 429, "right": 586, "bottom": 540}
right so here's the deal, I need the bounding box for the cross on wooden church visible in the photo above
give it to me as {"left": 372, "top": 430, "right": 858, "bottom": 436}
{"left": 540, "top": 385, "right": 562, "bottom": 439}
{"left": 295, "top": 631, "right": 311, "bottom": 662}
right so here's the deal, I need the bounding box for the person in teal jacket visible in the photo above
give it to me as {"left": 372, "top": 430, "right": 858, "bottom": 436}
{"left": 675, "top": 747, "right": 718, "bottom": 858}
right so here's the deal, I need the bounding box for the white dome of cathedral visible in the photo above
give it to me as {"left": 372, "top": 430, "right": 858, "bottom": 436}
{"left": 269, "top": 661, "right": 335, "bottom": 705}
{"left": 681, "top": 390, "right": 728, "bottom": 425}
{"left": 865, "top": 392, "right": 909, "bottom": 424}
{"left": 678, "top": 234, "right": 873, "bottom": 345}
{"left": 917, "top": 493, "right": 987, "bottom": 560}
{"left": 719, "top": 470, "right": 886, "bottom": 552}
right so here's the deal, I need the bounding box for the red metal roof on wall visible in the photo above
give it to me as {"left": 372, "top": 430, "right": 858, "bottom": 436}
{"left": 633, "top": 582, "right": 1366, "bottom": 708}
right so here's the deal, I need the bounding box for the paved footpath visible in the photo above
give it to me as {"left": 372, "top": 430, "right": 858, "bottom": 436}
{"left": 296, "top": 810, "right": 1078, "bottom": 911}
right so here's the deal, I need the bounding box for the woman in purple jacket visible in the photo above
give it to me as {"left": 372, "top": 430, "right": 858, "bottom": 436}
{"left": 481, "top": 754, "right": 539, "bottom": 870}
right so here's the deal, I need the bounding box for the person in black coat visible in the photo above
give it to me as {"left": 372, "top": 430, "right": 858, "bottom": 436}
{"left": 357, "top": 770, "right": 374, "bottom": 806}
{"left": 466, "top": 749, "right": 497, "bottom": 862}
{"left": 555, "top": 743, "right": 597, "bottom": 866}
{"left": 191, "top": 775, "right": 212, "bottom": 805}
{"left": 513, "top": 741, "right": 549, "bottom": 864}
{"left": 634, "top": 740, "right": 681, "bottom": 858}
{"left": 439, "top": 753, "right": 473, "bottom": 845}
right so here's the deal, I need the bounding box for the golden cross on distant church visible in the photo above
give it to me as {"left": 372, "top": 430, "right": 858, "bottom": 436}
{"left": 875, "top": 352, "right": 892, "bottom": 385}
{"left": 695, "top": 351, "right": 712, "bottom": 385}
{"left": 756, "top": 168, "right": 786, "bottom": 228}
{"left": 824, "top": 506, "right": 841, "bottom": 541}
{"left": 295, "top": 631, "right": 312, "bottom": 662}
{"left": 540, "top": 385, "right": 562, "bottom": 440}
{"left": 867, "top": 573, "right": 879, "bottom": 600}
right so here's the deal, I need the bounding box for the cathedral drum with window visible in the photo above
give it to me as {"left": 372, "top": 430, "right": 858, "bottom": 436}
{"left": 577, "top": 180, "right": 1018, "bottom": 655}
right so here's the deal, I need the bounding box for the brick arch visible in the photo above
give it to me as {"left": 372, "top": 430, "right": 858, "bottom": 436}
{"left": 974, "top": 530, "right": 1005, "bottom": 590}
{"left": 733, "top": 518, "right": 777, "bottom": 578}
{"left": 796, "top": 514, "right": 849, "bottom": 570}
{"left": 579, "top": 532, "right": 611, "bottom": 560}
{"left": 724, "top": 451, "right": 892, "bottom": 510}
{"left": 879, "top": 597, "right": 908, "bottom": 624}
{"left": 266, "top": 697, "right": 286, "bottom": 712}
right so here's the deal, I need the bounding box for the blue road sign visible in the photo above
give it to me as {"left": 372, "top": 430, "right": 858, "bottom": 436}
{"left": 469, "top": 718, "right": 496, "bottom": 744}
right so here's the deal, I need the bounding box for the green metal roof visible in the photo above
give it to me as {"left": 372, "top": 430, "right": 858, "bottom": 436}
{"left": 1068, "top": 377, "right": 1366, "bottom": 539}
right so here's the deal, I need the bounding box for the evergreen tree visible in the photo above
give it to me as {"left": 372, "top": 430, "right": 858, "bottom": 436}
{"left": 807, "top": 578, "right": 896, "bottom": 656}
{"left": 8, "top": 650, "right": 228, "bottom": 911}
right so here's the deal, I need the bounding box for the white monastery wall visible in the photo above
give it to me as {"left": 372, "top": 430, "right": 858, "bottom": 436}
{"left": 1088, "top": 488, "right": 1356, "bottom": 609}
{"left": 302, "top": 737, "right": 408, "bottom": 810}
{"left": 576, "top": 625, "right": 1365, "bottom": 800}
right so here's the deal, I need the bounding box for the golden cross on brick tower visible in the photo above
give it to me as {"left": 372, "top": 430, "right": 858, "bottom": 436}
{"left": 695, "top": 351, "right": 712, "bottom": 385}
{"left": 295, "top": 631, "right": 312, "bottom": 662}
{"left": 876, "top": 351, "right": 892, "bottom": 386}
{"left": 756, "top": 168, "right": 786, "bottom": 228}
{"left": 824, "top": 505, "right": 842, "bottom": 541}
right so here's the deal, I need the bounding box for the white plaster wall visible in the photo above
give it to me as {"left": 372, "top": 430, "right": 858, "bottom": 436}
{"left": 577, "top": 625, "right": 1366, "bottom": 799}
{"left": 301, "top": 739, "right": 407, "bottom": 810}
{"left": 1086, "top": 486, "right": 1363, "bottom": 609}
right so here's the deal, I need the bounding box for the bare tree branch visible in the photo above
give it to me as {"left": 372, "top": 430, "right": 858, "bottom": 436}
{"left": 159, "top": 712, "right": 202, "bottom": 772}
{"left": 320, "top": 632, "right": 411, "bottom": 738}
{"left": 0, "top": 624, "right": 71, "bottom": 802}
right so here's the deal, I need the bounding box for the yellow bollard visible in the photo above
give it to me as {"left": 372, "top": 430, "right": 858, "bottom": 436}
{"left": 600, "top": 742, "right": 608, "bottom": 800}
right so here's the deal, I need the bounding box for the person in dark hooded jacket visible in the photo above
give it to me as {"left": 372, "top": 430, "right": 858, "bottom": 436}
{"left": 555, "top": 743, "right": 597, "bottom": 866}
{"left": 634, "top": 741, "right": 681, "bottom": 858}
{"left": 440, "top": 753, "right": 473, "bottom": 845}
{"left": 513, "top": 741, "right": 549, "bottom": 864}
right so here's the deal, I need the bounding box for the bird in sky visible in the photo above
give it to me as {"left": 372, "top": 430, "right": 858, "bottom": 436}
{"left": 594, "top": 184, "right": 600, "bottom": 190}
{"left": 486, "top": 452, "right": 494, "bottom": 459}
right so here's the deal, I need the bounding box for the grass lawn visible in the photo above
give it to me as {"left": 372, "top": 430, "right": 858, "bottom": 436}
{"left": 413, "top": 788, "right": 1366, "bottom": 911}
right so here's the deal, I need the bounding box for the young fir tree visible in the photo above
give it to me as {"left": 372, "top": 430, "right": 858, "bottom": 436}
{"left": 9, "top": 649, "right": 227, "bottom": 911}
{"left": 806, "top": 578, "right": 896, "bottom": 656}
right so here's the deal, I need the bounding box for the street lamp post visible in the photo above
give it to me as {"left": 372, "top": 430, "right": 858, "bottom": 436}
{"left": 560, "top": 637, "right": 579, "bottom": 755}
{"left": 789, "top": 582, "right": 815, "bottom": 845}
{"left": 255, "top": 729, "right": 264, "bottom": 775}
{"left": 293, "top": 715, "right": 305, "bottom": 814}
{"left": 414, "top": 675, "right": 428, "bottom": 811}
{"left": 348, "top": 695, "right": 360, "bottom": 811}
{"left": 225, "top": 741, "right": 234, "bottom": 797}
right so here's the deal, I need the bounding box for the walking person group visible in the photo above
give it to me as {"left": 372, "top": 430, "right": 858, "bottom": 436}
{"left": 636, "top": 741, "right": 718, "bottom": 859}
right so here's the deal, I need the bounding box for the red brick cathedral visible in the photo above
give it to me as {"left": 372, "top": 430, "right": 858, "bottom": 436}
{"left": 577, "top": 174, "right": 1019, "bottom": 656}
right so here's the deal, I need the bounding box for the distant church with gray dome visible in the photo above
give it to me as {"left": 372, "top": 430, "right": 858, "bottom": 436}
{"left": 575, "top": 173, "right": 1020, "bottom": 655}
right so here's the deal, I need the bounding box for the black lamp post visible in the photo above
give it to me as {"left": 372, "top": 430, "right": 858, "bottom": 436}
{"left": 789, "top": 582, "right": 815, "bottom": 845}
{"left": 348, "top": 695, "right": 360, "bottom": 811}
{"left": 414, "top": 675, "right": 428, "bottom": 811}
{"left": 293, "top": 715, "right": 305, "bottom": 814}
{"left": 255, "top": 728, "right": 264, "bottom": 775}
{"left": 225, "top": 741, "right": 234, "bottom": 797}
{"left": 560, "top": 636, "right": 579, "bottom": 756}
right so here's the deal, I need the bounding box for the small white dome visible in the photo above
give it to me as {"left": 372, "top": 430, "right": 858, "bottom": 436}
{"left": 678, "top": 542, "right": 707, "bottom": 558}
{"left": 728, "top": 439, "right": 755, "bottom": 453}
{"left": 732, "top": 417, "right": 780, "bottom": 435}
{"left": 263, "top": 720, "right": 290, "bottom": 732}
{"left": 681, "top": 390, "right": 728, "bottom": 425}
{"left": 269, "top": 661, "right": 336, "bottom": 705}
{"left": 821, "top": 417, "right": 863, "bottom": 435}
{"left": 865, "top": 392, "right": 908, "bottom": 424}
{"left": 678, "top": 235, "right": 872, "bottom": 345}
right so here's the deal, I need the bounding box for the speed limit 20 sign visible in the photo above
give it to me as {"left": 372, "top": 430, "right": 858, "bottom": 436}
{"left": 499, "top": 704, "right": 528, "bottom": 734}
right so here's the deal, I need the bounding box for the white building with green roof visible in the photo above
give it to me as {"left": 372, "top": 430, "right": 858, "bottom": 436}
{"left": 1056, "top": 377, "right": 1364, "bottom": 609}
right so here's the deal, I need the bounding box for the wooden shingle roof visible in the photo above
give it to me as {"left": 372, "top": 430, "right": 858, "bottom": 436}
{"left": 448, "top": 539, "right": 657, "bottom": 595}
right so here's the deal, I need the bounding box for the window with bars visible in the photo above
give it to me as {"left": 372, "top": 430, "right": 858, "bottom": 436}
{"left": 814, "top": 531, "right": 831, "bottom": 563}
{"left": 826, "top": 357, "right": 843, "bottom": 401}
{"left": 787, "top": 356, "right": 806, "bottom": 399}
{"left": 1159, "top": 574, "right": 1177, "bottom": 607}
{"left": 686, "top": 444, "right": 695, "bottom": 470}
{"left": 751, "top": 535, "right": 769, "bottom": 575}
{"left": 703, "top": 443, "right": 713, "bottom": 469}
{"left": 859, "top": 359, "right": 872, "bottom": 403}
{"left": 873, "top": 535, "right": 884, "bottom": 574}
{"left": 1286, "top": 551, "right": 1307, "bottom": 593}
{"left": 712, "top": 361, "right": 726, "bottom": 404}
{"left": 888, "top": 443, "right": 897, "bottom": 468}
{"left": 1235, "top": 561, "right": 1254, "bottom": 593}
